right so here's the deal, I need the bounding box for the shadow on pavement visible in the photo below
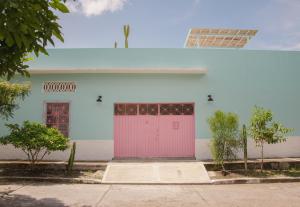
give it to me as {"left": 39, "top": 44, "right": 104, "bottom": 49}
{"left": 0, "top": 194, "right": 92, "bottom": 207}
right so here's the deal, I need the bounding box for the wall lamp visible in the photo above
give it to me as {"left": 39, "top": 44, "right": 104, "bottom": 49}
{"left": 97, "top": 96, "right": 102, "bottom": 102}
{"left": 208, "top": 94, "right": 214, "bottom": 102}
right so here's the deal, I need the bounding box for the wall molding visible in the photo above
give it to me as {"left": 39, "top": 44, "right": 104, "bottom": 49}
{"left": 29, "top": 67, "right": 208, "bottom": 75}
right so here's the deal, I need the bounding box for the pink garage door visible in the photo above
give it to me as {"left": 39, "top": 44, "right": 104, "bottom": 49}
{"left": 114, "top": 103, "right": 195, "bottom": 158}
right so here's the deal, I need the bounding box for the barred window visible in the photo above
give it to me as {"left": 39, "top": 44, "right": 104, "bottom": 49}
{"left": 46, "top": 103, "right": 69, "bottom": 137}
{"left": 43, "top": 81, "right": 76, "bottom": 93}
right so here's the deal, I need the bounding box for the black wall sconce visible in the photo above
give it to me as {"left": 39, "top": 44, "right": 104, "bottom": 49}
{"left": 96, "top": 96, "right": 102, "bottom": 102}
{"left": 208, "top": 94, "right": 214, "bottom": 102}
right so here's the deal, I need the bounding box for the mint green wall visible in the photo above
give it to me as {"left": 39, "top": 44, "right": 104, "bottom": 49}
{"left": 1, "top": 49, "right": 300, "bottom": 140}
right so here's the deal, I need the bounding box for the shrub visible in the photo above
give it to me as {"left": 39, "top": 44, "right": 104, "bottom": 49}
{"left": 0, "top": 121, "right": 70, "bottom": 165}
{"left": 208, "top": 110, "right": 240, "bottom": 173}
{"left": 249, "top": 106, "right": 293, "bottom": 171}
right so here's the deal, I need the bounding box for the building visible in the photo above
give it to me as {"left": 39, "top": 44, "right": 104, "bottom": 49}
{"left": 0, "top": 29, "right": 300, "bottom": 161}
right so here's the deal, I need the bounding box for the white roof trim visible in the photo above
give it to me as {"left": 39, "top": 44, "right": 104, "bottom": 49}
{"left": 29, "top": 67, "right": 208, "bottom": 74}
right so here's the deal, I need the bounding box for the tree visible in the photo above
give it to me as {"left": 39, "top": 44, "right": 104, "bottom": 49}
{"left": 0, "top": 1, "right": 69, "bottom": 120}
{"left": 208, "top": 110, "right": 240, "bottom": 174}
{"left": 0, "top": 0, "right": 69, "bottom": 80}
{"left": 249, "top": 106, "right": 293, "bottom": 171}
{"left": 0, "top": 121, "right": 70, "bottom": 165}
{"left": 0, "top": 81, "right": 30, "bottom": 120}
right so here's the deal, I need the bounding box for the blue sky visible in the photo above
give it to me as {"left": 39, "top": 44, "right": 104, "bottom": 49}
{"left": 53, "top": 0, "right": 300, "bottom": 50}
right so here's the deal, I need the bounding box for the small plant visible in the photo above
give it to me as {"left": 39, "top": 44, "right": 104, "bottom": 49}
{"left": 208, "top": 110, "right": 240, "bottom": 175}
{"left": 241, "top": 124, "right": 248, "bottom": 172}
{"left": 0, "top": 121, "right": 70, "bottom": 165}
{"left": 66, "top": 142, "right": 76, "bottom": 175}
{"left": 249, "top": 106, "right": 293, "bottom": 172}
{"left": 123, "top": 24, "right": 130, "bottom": 48}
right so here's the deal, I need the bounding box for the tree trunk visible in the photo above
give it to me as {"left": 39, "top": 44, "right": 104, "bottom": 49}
{"left": 221, "top": 162, "right": 229, "bottom": 176}
{"left": 244, "top": 155, "right": 248, "bottom": 172}
{"left": 260, "top": 141, "right": 264, "bottom": 172}
{"left": 244, "top": 141, "right": 248, "bottom": 172}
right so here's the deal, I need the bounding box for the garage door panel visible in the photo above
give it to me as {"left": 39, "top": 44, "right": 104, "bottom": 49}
{"left": 114, "top": 103, "right": 195, "bottom": 158}
{"left": 115, "top": 116, "right": 136, "bottom": 158}
{"left": 159, "top": 116, "right": 195, "bottom": 157}
{"left": 136, "top": 116, "right": 159, "bottom": 158}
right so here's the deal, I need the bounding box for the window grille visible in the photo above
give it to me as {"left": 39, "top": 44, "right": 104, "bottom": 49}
{"left": 114, "top": 103, "right": 194, "bottom": 116}
{"left": 46, "top": 103, "right": 69, "bottom": 137}
{"left": 43, "top": 81, "right": 76, "bottom": 93}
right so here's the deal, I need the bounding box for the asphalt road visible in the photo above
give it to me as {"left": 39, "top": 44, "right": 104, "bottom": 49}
{"left": 0, "top": 182, "right": 300, "bottom": 207}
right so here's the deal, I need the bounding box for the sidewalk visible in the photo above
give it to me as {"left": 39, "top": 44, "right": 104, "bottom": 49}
{"left": 102, "top": 161, "right": 211, "bottom": 184}
{"left": 1, "top": 183, "right": 300, "bottom": 207}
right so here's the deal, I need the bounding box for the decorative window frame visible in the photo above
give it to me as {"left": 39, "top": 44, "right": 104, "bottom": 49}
{"left": 43, "top": 100, "right": 71, "bottom": 137}
{"left": 42, "top": 81, "right": 77, "bottom": 93}
{"left": 114, "top": 103, "right": 195, "bottom": 116}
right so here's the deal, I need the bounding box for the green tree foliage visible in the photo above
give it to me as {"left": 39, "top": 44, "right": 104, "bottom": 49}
{"left": 208, "top": 110, "right": 240, "bottom": 173}
{"left": 123, "top": 24, "right": 130, "bottom": 48}
{"left": 0, "top": 0, "right": 69, "bottom": 80}
{"left": 0, "top": 81, "right": 30, "bottom": 119}
{"left": 0, "top": 121, "right": 70, "bottom": 165}
{"left": 249, "top": 106, "right": 293, "bottom": 171}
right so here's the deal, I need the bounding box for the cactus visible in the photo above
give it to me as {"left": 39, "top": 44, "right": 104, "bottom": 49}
{"left": 242, "top": 124, "right": 248, "bottom": 171}
{"left": 66, "top": 142, "right": 76, "bottom": 175}
{"left": 123, "top": 24, "right": 130, "bottom": 48}
{"left": 114, "top": 41, "right": 118, "bottom": 48}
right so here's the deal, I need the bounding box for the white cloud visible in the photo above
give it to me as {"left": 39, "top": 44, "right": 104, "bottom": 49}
{"left": 66, "top": 0, "right": 127, "bottom": 16}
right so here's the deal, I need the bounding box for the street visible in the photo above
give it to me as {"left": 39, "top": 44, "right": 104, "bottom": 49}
{"left": 0, "top": 182, "right": 300, "bottom": 207}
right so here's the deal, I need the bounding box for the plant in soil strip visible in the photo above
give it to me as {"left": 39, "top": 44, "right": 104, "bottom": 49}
{"left": 0, "top": 121, "right": 70, "bottom": 166}
{"left": 208, "top": 110, "right": 240, "bottom": 175}
{"left": 249, "top": 106, "right": 293, "bottom": 172}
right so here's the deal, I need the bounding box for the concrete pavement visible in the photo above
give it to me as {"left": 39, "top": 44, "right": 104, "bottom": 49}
{"left": 1, "top": 182, "right": 300, "bottom": 207}
{"left": 102, "top": 162, "right": 210, "bottom": 184}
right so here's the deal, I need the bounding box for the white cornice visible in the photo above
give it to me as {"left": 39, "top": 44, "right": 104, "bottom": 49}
{"left": 29, "top": 67, "right": 208, "bottom": 74}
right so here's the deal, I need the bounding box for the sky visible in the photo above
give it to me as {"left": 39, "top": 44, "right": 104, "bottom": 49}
{"left": 52, "top": 0, "right": 300, "bottom": 50}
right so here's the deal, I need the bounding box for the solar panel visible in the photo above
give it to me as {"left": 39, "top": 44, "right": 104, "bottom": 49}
{"left": 184, "top": 28, "right": 258, "bottom": 48}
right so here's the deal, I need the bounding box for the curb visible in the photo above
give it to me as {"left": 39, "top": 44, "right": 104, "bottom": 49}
{"left": 1, "top": 176, "right": 300, "bottom": 185}
{"left": 101, "top": 177, "right": 300, "bottom": 185}
{"left": 0, "top": 176, "right": 102, "bottom": 184}
{"left": 100, "top": 182, "right": 213, "bottom": 185}
{"left": 211, "top": 177, "right": 300, "bottom": 185}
